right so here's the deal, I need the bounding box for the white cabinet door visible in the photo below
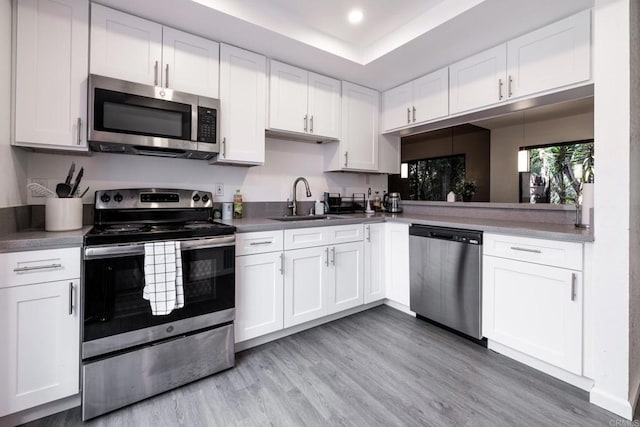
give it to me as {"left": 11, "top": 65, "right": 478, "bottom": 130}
{"left": 284, "top": 246, "right": 328, "bottom": 327}
{"left": 235, "top": 252, "right": 284, "bottom": 342}
{"left": 483, "top": 256, "right": 582, "bottom": 375}
{"left": 307, "top": 72, "right": 341, "bottom": 139}
{"left": 14, "top": 0, "right": 88, "bottom": 150}
{"left": 364, "top": 224, "right": 385, "bottom": 303}
{"left": 412, "top": 67, "right": 449, "bottom": 124}
{"left": 162, "top": 27, "right": 219, "bottom": 97}
{"left": 0, "top": 280, "right": 80, "bottom": 416}
{"left": 340, "top": 82, "right": 379, "bottom": 171}
{"left": 90, "top": 4, "right": 162, "bottom": 86}
{"left": 382, "top": 81, "right": 412, "bottom": 131}
{"left": 268, "top": 60, "right": 308, "bottom": 134}
{"left": 218, "top": 44, "right": 266, "bottom": 165}
{"left": 507, "top": 9, "right": 591, "bottom": 100}
{"left": 449, "top": 44, "right": 507, "bottom": 114}
{"left": 385, "top": 223, "right": 410, "bottom": 307}
{"left": 328, "top": 242, "right": 364, "bottom": 314}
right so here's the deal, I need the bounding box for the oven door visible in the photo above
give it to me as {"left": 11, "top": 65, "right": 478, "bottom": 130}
{"left": 83, "top": 236, "right": 235, "bottom": 359}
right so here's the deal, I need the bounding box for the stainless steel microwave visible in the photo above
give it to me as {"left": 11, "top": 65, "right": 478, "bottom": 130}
{"left": 88, "top": 74, "right": 219, "bottom": 160}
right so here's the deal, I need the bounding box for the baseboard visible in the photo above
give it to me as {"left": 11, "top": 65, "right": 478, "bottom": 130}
{"left": 383, "top": 299, "right": 416, "bottom": 316}
{"left": 590, "top": 387, "right": 634, "bottom": 420}
{"left": 0, "top": 394, "right": 80, "bottom": 426}
{"left": 235, "top": 300, "right": 384, "bottom": 352}
{"left": 487, "top": 341, "right": 594, "bottom": 391}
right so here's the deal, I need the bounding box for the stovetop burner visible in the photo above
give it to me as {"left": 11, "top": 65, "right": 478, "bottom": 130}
{"left": 85, "top": 188, "right": 236, "bottom": 246}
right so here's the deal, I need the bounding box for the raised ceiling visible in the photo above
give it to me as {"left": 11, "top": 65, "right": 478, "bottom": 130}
{"left": 98, "top": 0, "right": 594, "bottom": 90}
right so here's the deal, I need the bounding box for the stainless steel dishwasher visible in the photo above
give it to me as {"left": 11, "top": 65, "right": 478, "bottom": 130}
{"left": 409, "top": 224, "right": 483, "bottom": 340}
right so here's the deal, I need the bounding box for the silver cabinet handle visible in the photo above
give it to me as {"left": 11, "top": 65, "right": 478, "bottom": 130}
{"left": 280, "top": 253, "right": 284, "bottom": 275}
{"left": 303, "top": 114, "right": 308, "bottom": 132}
{"left": 154, "top": 60, "right": 159, "bottom": 86}
{"left": 325, "top": 247, "right": 329, "bottom": 267}
{"left": 68, "top": 282, "right": 74, "bottom": 315}
{"left": 366, "top": 225, "right": 371, "bottom": 242}
{"left": 509, "top": 246, "right": 542, "bottom": 254}
{"left": 76, "top": 117, "right": 82, "bottom": 145}
{"left": 571, "top": 273, "right": 577, "bottom": 301}
{"left": 508, "top": 75, "right": 513, "bottom": 98}
{"left": 498, "top": 78, "right": 504, "bottom": 100}
{"left": 222, "top": 137, "right": 226, "bottom": 158}
{"left": 407, "top": 107, "right": 410, "bottom": 124}
{"left": 250, "top": 241, "right": 273, "bottom": 246}
{"left": 412, "top": 106, "right": 416, "bottom": 122}
{"left": 344, "top": 151, "right": 348, "bottom": 167}
{"left": 13, "top": 263, "right": 62, "bottom": 273}
{"left": 331, "top": 247, "right": 336, "bottom": 266}
{"left": 165, "top": 64, "right": 169, "bottom": 88}
{"left": 310, "top": 115, "right": 314, "bottom": 133}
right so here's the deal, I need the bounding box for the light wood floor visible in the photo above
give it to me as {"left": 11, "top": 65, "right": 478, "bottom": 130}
{"left": 25, "top": 305, "right": 628, "bottom": 426}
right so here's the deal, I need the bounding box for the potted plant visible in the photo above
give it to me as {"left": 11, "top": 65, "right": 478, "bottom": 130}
{"left": 455, "top": 179, "right": 479, "bottom": 202}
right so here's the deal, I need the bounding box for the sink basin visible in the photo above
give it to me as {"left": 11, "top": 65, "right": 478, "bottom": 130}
{"left": 269, "top": 215, "right": 329, "bottom": 222}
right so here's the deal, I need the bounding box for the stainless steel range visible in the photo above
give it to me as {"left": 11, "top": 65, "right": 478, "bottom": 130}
{"left": 82, "top": 188, "right": 236, "bottom": 420}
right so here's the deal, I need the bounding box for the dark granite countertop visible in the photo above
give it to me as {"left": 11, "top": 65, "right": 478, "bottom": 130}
{"left": 0, "top": 211, "right": 592, "bottom": 252}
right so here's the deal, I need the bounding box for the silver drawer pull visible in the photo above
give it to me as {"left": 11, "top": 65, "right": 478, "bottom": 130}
{"left": 69, "top": 282, "right": 74, "bottom": 315}
{"left": 571, "top": 273, "right": 577, "bottom": 301}
{"left": 14, "top": 263, "right": 62, "bottom": 273}
{"left": 250, "top": 241, "right": 273, "bottom": 246}
{"left": 509, "top": 246, "right": 542, "bottom": 254}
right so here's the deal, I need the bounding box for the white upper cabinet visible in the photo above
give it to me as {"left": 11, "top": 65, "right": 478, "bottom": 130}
{"left": 382, "top": 67, "right": 448, "bottom": 131}
{"left": 161, "top": 27, "right": 220, "bottom": 98}
{"left": 90, "top": 4, "right": 162, "bottom": 86}
{"left": 90, "top": 4, "right": 219, "bottom": 97}
{"left": 325, "top": 82, "right": 379, "bottom": 172}
{"left": 216, "top": 44, "right": 266, "bottom": 165}
{"left": 269, "top": 60, "right": 341, "bottom": 139}
{"left": 14, "top": 0, "right": 89, "bottom": 150}
{"left": 506, "top": 9, "right": 591, "bottom": 100}
{"left": 449, "top": 45, "right": 508, "bottom": 115}
{"left": 450, "top": 10, "right": 591, "bottom": 115}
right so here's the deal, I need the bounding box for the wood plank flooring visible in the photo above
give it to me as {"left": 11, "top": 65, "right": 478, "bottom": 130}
{"left": 24, "top": 305, "right": 628, "bottom": 426}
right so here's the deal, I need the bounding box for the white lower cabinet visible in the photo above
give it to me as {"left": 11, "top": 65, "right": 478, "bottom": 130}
{"left": 327, "top": 242, "right": 364, "bottom": 314}
{"left": 235, "top": 252, "right": 284, "bottom": 342}
{"left": 384, "top": 222, "right": 410, "bottom": 307}
{"left": 482, "top": 233, "right": 583, "bottom": 375}
{"left": 283, "top": 246, "right": 329, "bottom": 327}
{"left": 364, "top": 223, "right": 385, "bottom": 303}
{"left": 0, "top": 248, "right": 81, "bottom": 417}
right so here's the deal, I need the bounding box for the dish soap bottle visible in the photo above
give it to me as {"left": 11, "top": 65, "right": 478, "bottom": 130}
{"left": 233, "top": 189, "right": 243, "bottom": 218}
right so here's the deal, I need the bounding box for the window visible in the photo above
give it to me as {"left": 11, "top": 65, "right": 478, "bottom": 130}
{"left": 519, "top": 139, "right": 594, "bottom": 204}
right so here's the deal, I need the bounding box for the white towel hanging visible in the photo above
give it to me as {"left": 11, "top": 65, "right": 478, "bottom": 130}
{"left": 143, "top": 241, "right": 184, "bottom": 315}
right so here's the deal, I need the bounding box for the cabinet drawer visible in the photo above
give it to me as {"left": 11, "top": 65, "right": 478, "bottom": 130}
{"left": 326, "top": 224, "right": 364, "bottom": 245}
{"left": 483, "top": 233, "right": 582, "bottom": 270}
{"left": 0, "top": 247, "right": 81, "bottom": 288}
{"left": 284, "top": 227, "right": 329, "bottom": 250}
{"left": 236, "top": 230, "right": 284, "bottom": 255}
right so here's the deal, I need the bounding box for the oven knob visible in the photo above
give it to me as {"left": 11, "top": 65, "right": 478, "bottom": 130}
{"left": 192, "top": 194, "right": 200, "bottom": 202}
{"left": 114, "top": 193, "right": 123, "bottom": 203}
{"left": 201, "top": 194, "right": 209, "bottom": 203}
{"left": 100, "top": 193, "right": 111, "bottom": 203}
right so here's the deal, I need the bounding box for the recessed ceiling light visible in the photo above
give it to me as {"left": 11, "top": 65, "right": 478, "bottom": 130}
{"left": 348, "top": 9, "right": 363, "bottom": 24}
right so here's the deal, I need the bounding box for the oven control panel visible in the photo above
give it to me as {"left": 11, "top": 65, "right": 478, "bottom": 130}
{"left": 95, "top": 189, "right": 214, "bottom": 210}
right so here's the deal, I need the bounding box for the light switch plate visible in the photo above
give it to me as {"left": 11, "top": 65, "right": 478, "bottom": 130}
{"left": 215, "top": 183, "right": 224, "bottom": 196}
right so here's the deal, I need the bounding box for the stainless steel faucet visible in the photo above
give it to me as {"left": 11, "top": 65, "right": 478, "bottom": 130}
{"left": 288, "top": 177, "right": 312, "bottom": 216}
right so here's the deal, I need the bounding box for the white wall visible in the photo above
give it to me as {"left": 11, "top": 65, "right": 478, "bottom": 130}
{"left": 590, "top": 0, "right": 633, "bottom": 419}
{"left": 489, "top": 112, "right": 594, "bottom": 203}
{"left": 0, "top": 0, "right": 27, "bottom": 208}
{"left": 26, "top": 138, "right": 387, "bottom": 205}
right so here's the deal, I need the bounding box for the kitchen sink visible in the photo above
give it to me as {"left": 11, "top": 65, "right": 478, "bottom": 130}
{"left": 269, "top": 215, "right": 342, "bottom": 222}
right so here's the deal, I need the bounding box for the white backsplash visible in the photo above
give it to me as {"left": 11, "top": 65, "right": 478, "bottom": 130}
{"left": 26, "top": 137, "right": 388, "bottom": 205}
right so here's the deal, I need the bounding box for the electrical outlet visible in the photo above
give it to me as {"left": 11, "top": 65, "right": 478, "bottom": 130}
{"left": 215, "top": 183, "right": 224, "bottom": 196}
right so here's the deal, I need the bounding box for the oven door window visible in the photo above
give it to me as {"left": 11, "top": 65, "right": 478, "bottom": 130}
{"left": 84, "top": 245, "right": 234, "bottom": 342}
{"left": 93, "top": 88, "right": 192, "bottom": 140}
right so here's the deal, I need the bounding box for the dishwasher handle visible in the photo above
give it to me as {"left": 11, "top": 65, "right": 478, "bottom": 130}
{"left": 409, "top": 224, "right": 483, "bottom": 245}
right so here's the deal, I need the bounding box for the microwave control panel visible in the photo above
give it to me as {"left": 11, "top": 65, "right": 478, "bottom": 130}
{"left": 197, "top": 106, "right": 217, "bottom": 143}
